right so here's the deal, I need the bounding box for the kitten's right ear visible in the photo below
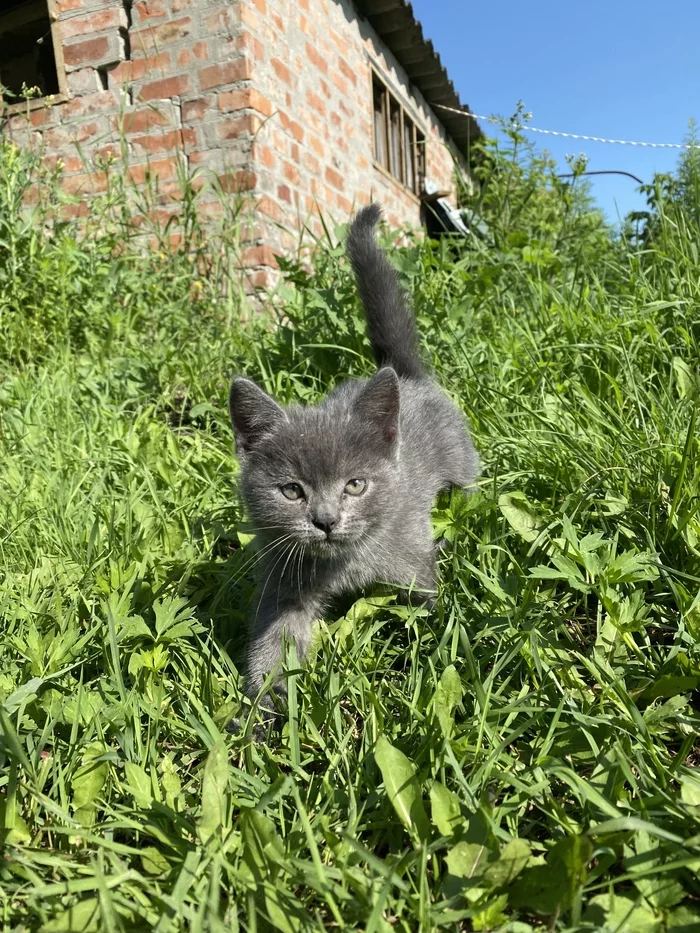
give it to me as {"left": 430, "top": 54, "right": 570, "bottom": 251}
{"left": 229, "top": 378, "right": 286, "bottom": 454}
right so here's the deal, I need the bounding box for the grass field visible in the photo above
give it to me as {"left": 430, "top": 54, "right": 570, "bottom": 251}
{"left": 1, "top": 134, "right": 699, "bottom": 932}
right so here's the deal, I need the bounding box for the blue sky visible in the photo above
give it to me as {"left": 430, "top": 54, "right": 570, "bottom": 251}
{"left": 410, "top": 0, "right": 700, "bottom": 223}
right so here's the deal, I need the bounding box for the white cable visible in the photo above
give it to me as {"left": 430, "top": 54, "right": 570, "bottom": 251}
{"left": 436, "top": 104, "right": 700, "bottom": 149}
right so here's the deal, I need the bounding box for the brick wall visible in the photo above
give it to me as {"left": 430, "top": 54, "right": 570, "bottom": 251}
{"left": 2, "top": 0, "right": 471, "bottom": 282}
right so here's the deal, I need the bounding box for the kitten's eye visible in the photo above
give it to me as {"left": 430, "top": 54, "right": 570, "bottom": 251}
{"left": 344, "top": 478, "right": 367, "bottom": 496}
{"left": 281, "top": 482, "right": 304, "bottom": 500}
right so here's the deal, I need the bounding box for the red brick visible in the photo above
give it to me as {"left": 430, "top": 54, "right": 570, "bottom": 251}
{"left": 62, "top": 171, "right": 108, "bottom": 195}
{"left": 218, "top": 169, "right": 257, "bottom": 193}
{"left": 252, "top": 0, "right": 266, "bottom": 11}
{"left": 132, "top": 0, "right": 168, "bottom": 22}
{"left": 218, "top": 88, "right": 272, "bottom": 116}
{"left": 283, "top": 161, "right": 300, "bottom": 184}
{"left": 109, "top": 53, "right": 170, "bottom": 84}
{"left": 306, "top": 89, "right": 326, "bottom": 116}
{"left": 256, "top": 196, "right": 283, "bottom": 221}
{"left": 309, "top": 134, "right": 324, "bottom": 157}
{"left": 128, "top": 157, "right": 180, "bottom": 185}
{"left": 257, "top": 146, "right": 275, "bottom": 168}
{"left": 44, "top": 122, "right": 99, "bottom": 148}
{"left": 132, "top": 128, "right": 196, "bottom": 153}
{"left": 60, "top": 8, "right": 125, "bottom": 37}
{"left": 218, "top": 114, "right": 261, "bottom": 139}
{"left": 239, "top": 4, "right": 259, "bottom": 28}
{"left": 306, "top": 42, "right": 328, "bottom": 75}
{"left": 132, "top": 17, "right": 192, "bottom": 52}
{"left": 236, "top": 32, "right": 263, "bottom": 60}
{"left": 245, "top": 269, "right": 272, "bottom": 289}
{"left": 279, "top": 111, "right": 304, "bottom": 143}
{"left": 271, "top": 58, "right": 291, "bottom": 85}
{"left": 337, "top": 56, "right": 356, "bottom": 85}
{"left": 28, "top": 107, "right": 55, "bottom": 127}
{"left": 139, "top": 75, "right": 190, "bottom": 101}
{"left": 58, "top": 89, "right": 122, "bottom": 119}
{"left": 199, "top": 59, "right": 252, "bottom": 90}
{"left": 329, "top": 28, "right": 346, "bottom": 54}
{"left": 331, "top": 71, "right": 348, "bottom": 95}
{"left": 243, "top": 245, "right": 277, "bottom": 267}
{"left": 290, "top": 143, "right": 300, "bottom": 162}
{"left": 95, "top": 144, "right": 123, "bottom": 163}
{"left": 325, "top": 166, "right": 344, "bottom": 190}
{"left": 171, "top": 0, "right": 192, "bottom": 11}
{"left": 59, "top": 201, "right": 91, "bottom": 220}
{"left": 337, "top": 193, "right": 352, "bottom": 213}
{"left": 193, "top": 41, "right": 208, "bottom": 59}
{"left": 182, "top": 97, "right": 213, "bottom": 121}
{"left": 177, "top": 49, "right": 192, "bottom": 67}
{"left": 56, "top": 0, "right": 82, "bottom": 10}
{"left": 278, "top": 184, "right": 291, "bottom": 203}
{"left": 302, "top": 151, "right": 320, "bottom": 174}
{"left": 63, "top": 36, "right": 110, "bottom": 68}
{"left": 271, "top": 12, "right": 283, "bottom": 31}
{"left": 43, "top": 153, "right": 83, "bottom": 173}
{"left": 121, "top": 105, "right": 176, "bottom": 133}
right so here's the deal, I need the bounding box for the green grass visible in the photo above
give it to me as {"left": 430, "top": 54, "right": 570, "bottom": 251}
{"left": 1, "top": 135, "right": 699, "bottom": 932}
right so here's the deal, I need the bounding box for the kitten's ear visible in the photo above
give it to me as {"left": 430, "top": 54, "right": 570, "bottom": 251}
{"left": 353, "top": 367, "right": 400, "bottom": 454}
{"left": 229, "top": 377, "right": 286, "bottom": 454}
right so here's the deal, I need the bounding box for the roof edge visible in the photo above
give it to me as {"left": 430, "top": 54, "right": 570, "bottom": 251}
{"left": 353, "top": 0, "right": 481, "bottom": 153}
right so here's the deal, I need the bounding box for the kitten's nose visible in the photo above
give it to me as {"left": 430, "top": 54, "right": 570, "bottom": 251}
{"left": 312, "top": 514, "right": 338, "bottom": 536}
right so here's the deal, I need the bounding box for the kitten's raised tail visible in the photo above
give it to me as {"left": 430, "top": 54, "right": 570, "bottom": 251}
{"left": 346, "top": 203, "right": 424, "bottom": 380}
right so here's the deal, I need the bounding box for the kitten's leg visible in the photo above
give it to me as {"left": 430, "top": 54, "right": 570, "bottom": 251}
{"left": 395, "top": 541, "right": 439, "bottom": 608}
{"left": 245, "top": 593, "right": 322, "bottom": 718}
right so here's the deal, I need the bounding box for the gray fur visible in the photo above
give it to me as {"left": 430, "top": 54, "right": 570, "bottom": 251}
{"left": 229, "top": 204, "right": 480, "bottom": 707}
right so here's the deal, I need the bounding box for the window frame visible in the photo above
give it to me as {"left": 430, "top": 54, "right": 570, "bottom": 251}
{"left": 370, "top": 66, "right": 425, "bottom": 198}
{"left": 1, "top": 0, "right": 69, "bottom": 114}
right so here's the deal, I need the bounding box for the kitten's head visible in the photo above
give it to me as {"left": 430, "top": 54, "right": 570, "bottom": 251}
{"left": 229, "top": 368, "right": 400, "bottom": 555}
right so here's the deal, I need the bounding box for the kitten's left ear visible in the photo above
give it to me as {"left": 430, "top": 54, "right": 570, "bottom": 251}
{"left": 352, "top": 367, "right": 400, "bottom": 454}
{"left": 229, "top": 377, "right": 286, "bottom": 454}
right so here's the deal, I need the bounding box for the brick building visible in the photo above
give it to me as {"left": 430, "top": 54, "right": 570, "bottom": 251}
{"left": 1, "top": 0, "right": 481, "bottom": 283}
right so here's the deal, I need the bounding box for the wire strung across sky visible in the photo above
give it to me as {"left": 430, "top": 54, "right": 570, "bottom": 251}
{"left": 435, "top": 104, "right": 700, "bottom": 150}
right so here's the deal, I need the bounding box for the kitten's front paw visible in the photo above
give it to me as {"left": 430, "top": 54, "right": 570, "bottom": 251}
{"left": 227, "top": 689, "right": 286, "bottom": 742}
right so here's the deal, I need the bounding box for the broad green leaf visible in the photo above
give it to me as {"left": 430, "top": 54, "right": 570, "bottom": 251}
{"left": 584, "top": 892, "right": 662, "bottom": 932}
{"left": 429, "top": 781, "right": 462, "bottom": 837}
{"left": 673, "top": 357, "right": 699, "bottom": 400}
{"left": 433, "top": 664, "right": 462, "bottom": 737}
{"left": 446, "top": 840, "right": 495, "bottom": 880}
{"left": 472, "top": 893, "right": 509, "bottom": 931}
{"left": 117, "top": 614, "right": 152, "bottom": 641}
{"left": 141, "top": 846, "right": 170, "bottom": 876}
{"left": 510, "top": 834, "right": 591, "bottom": 915}
{"left": 71, "top": 743, "right": 108, "bottom": 826}
{"left": 161, "top": 761, "right": 182, "bottom": 811}
{"left": 197, "top": 740, "right": 229, "bottom": 845}
{"left": 680, "top": 771, "right": 700, "bottom": 807}
{"left": 668, "top": 905, "right": 700, "bottom": 931}
{"left": 374, "top": 735, "right": 429, "bottom": 844}
{"left": 240, "top": 808, "right": 284, "bottom": 882}
{"left": 483, "top": 838, "right": 531, "bottom": 888}
{"left": 0, "top": 799, "right": 31, "bottom": 845}
{"left": 124, "top": 762, "right": 152, "bottom": 809}
{"left": 2, "top": 676, "right": 45, "bottom": 713}
{"left": 634, "top": 875, "right": 685, "bottom": 910}
{"left": 639, "top": 676, "right": 699, "bottom": 702}
{"left": 498, "top": 492, "right": 540, "bottom": 542}
{"left": 40, "top": 898, "right": 100, "bottom": 932}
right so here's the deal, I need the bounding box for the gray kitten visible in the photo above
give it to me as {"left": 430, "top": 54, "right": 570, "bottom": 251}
{"left": 229, "top": 203, "right": 480, "bottom": 711}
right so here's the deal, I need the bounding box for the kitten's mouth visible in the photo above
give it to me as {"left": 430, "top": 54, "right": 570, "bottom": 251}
{"left": 307, "top": 535, "right": 345, "bottom": 555}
